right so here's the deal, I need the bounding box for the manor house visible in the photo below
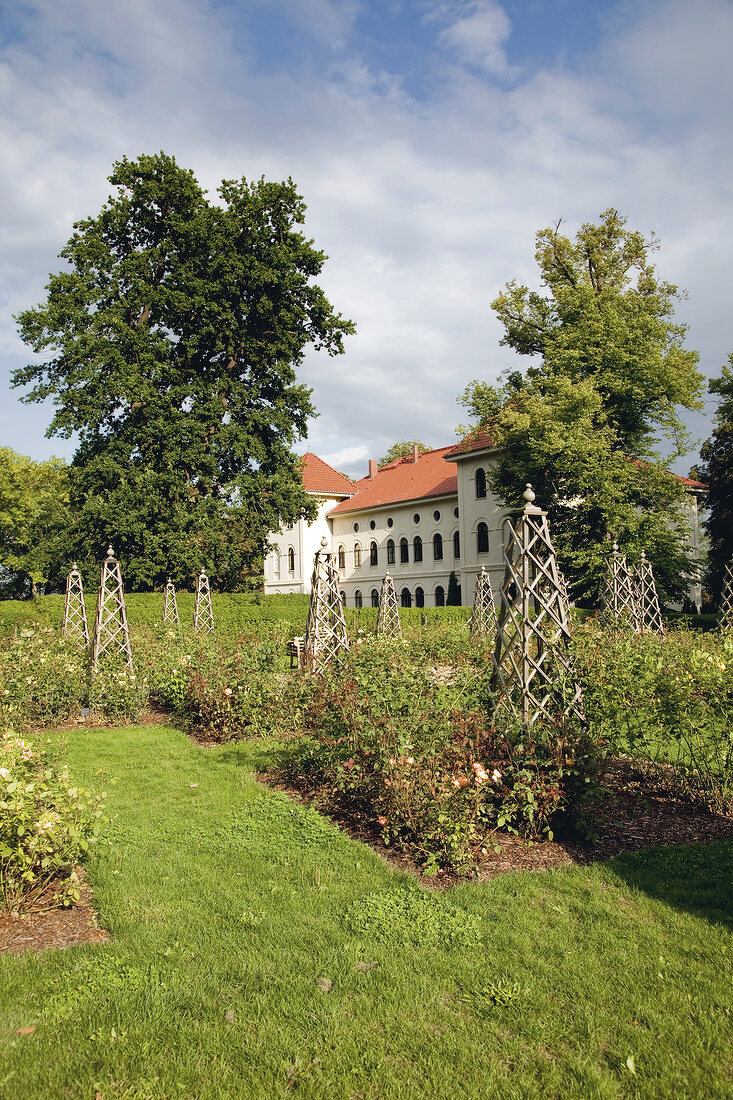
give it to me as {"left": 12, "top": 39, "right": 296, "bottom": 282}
{"left": 263, "top": 437, "right": 706, "bottom": 610}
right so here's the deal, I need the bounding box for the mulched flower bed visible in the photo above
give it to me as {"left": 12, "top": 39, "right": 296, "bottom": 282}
{"left": 260, "top": 756, "right": 733, "bottom": 887}
{"left": 0, "top": 871, "right": 109, "bottom": 955}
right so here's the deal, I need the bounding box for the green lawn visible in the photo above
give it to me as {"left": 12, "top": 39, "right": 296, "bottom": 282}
{"left": 1, "top": 725, "right": 731, "bottom": 1100}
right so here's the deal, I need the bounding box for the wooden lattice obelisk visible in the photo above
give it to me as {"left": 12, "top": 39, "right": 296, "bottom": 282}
{"left": 376, "top": 572, "right": 401, "bottom": 637}
{"left": 718, "top": 562, "right": 733, "bottom": 633}
{"left": 163, "top": 578, "right": 180, "bottom": 627}
{"left": 469, "top": 566, "right": 497, "bottom": 637}
{"left": 303, "top": 538, "right": 350, "bottom": 672}
{"left": 62, "top": 563, "right": 89, "bottom": 647}
{"left": 490, "top": 485, "right": 584, "bottom": 728}
{"left": 193, "top": 570, "right": 214, "bottom": 634}
{"left": 90, "top": 546, "right": 133, "bottom": 670}
{"left": 600, "top": 542, "right": 640, "bottom": 631}
{"left": 634, "top": 551, "right": 665, "bottom": 636}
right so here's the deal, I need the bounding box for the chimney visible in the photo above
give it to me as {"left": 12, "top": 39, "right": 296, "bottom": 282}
{"left": 412, "top": 444, "right": 419, "bottom": 464}
{"left": 368, "top": 459, "right": 378, "bottom": 479}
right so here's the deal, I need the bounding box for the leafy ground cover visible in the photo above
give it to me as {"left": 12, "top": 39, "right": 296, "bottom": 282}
{"left": 0, "top": 723, "right": 731, "bottom": 1100}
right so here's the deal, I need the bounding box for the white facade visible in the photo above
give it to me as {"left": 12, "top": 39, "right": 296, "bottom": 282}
{"left": 264, "top": 443, "right": 707, "bottom": 610}
{"left": 264, "top": 446, "right": 507, "bottom": 607}
{"left": 264, "top": 493, "right": 348, "bottom": 594}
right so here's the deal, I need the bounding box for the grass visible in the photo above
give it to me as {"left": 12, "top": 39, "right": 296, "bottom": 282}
{"left": 0, "top": 725, "right": 731, "bottom": 1099}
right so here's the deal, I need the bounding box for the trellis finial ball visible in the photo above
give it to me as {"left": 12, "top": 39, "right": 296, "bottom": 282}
{"left": 523, "top": 483, "right": 535, "bottom": 504}
{"left": 106, "top": 545, "right": 115, "bottom": 558}
{"left": 612, "top": 540, "right": 619, "bottom": 552}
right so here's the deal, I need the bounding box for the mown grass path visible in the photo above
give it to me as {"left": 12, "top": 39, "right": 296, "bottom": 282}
{"left": 1, "top": 725, "right": 731, "bottom": 1099}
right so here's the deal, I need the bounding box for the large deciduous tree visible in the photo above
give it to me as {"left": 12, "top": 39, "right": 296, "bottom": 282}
{"left": 14, "top": 153, "right": 354, "bottom": 590}
{"left": 462, "top": 209, "right": 704, "bottom": 603}
{"left": 700, "top": 354, "right": 733, "bottom": 602}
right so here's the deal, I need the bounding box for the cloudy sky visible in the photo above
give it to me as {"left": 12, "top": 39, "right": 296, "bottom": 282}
{"left": 1, "top": 0, "right": 730, "bottom": 478}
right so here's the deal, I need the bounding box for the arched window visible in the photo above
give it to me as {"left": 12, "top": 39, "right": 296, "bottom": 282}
{"left": 370, "top": 540, "right": 378, "bottom": 566}
{"left": 287, "top": 547, "right": 295, "bottom": 572}
{"left": 274, "top": 550, "right": 281, "bottom": 577}
{"left": 477, "top": 522, "right": 489, "bottom": 554}
{"left": 387, "top": 538, "right": 395, "bottom": 565}
{"left": 400, "top": 537, "right": 409, "bottom": 564}
{"left": 401, "top": 588, "right": 412, "bottom": 607}
{"left": 354, "top": 544, "right": 362, "bottom": 568}
{"left": 354, "top": 590, "right": 363, "bottom": 609}
{"left": 453, "top": 530, "right": 460, "bottom": 559}
{"left": 415, "top": 587, "right": 424, "bottom": 608}
{"left": 413, "top": 536, "right": 423, "bottom": 563}
{"left": 371, "top": 588, "right": 379, "bottom": 607}
{"left": 338, "top": 545, "right": 346, "bottom": 570}
{"left": 433, "top": 533, "right": 443, "bottom": 561}
{"left": 476, "top": 467, "right": 487, "bottom": 498}
{"left": 435, "top": 585, "right": 445, "bottom": 607}
{"left": 340, "top": 590, "right": 346, "bottom": 606}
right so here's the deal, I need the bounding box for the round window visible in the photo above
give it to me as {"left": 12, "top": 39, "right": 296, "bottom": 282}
{"left": 387, "top": 517, "right": 394, "bottom": 528}
{"left": 413, "top": 513, "right": 420, "bottom": 524}
{"left": 433, "top": 510, "right": 440, "bottom": 521}
{"left": 353, "top": 522, "right": 360, "bottom": 533}
{"left": 453, "top": 507, "right": 459, "bottom": 519}
{"left": 369, "top": 519, "right": 376, "bottom": 530}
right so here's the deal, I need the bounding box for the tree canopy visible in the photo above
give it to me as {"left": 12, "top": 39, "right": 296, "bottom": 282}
{"left": 379, "top": 440, "right": 431, "bottom": 467}
{"left": 462, "top": 209, "right": 704, "bottom": 603}
{"left": 700, "top": 354, "right": 733, "bottom": 602}
{"left": 0, "top": 449, "right": 70, "bottom": 596}
{"left": 14, "top": 153, "right": 355, "bottom": 590}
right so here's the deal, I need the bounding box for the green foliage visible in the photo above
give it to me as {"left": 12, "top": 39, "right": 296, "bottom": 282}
{"left": 575, "top": 623, "right": 733, "bottom": 814}
{"left": 0, "top": 731, "right": 105, "bottom": 912}
{"left": 378, "top": 441, "right": 430, "bottom": 467}
{"left": 462, "top": 209, "right": 704, "bottom": 603}
{"left": 700, "top": 353, "right": 733, "bottom": 601}
{"left": 14, "top": 152, "right": 354, "bottom": 591}
{"left": 0, "top": 448, "right": 70, "bottom": 596}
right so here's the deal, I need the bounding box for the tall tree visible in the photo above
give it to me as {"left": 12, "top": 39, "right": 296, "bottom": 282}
{"left": 0, "top": 449, "right": 70, "bottom": 596}
{"left": 379, "top": 440, "right": 431, "bottom": 467}
{"left": 14, "top": 153, "right": 354, "bottom": 590}
{"left": 700, "top": 354, "right": 733, "bottom": 602}
{"left": 462, "top": 209, "right": 704, "bottom": 603}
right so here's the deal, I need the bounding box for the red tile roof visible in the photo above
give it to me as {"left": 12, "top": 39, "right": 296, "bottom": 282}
{"left": 300, "top": 453, "right": 355, "bottom": 496}
{"left": 445, "top": 427, "right": 496, "bottom": 458}
{"left": 329, "top": 446, "right": 458, "bottom": 515}
{"left": 676, "top": 474, "right": 707, "bottom": 489}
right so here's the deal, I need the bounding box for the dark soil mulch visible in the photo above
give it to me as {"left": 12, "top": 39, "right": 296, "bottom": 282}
{"left": 0, "top": 871, "right": 109, "bottom": 955}
{"left": 259, "top": 757, "right": 733, "bottom": 887}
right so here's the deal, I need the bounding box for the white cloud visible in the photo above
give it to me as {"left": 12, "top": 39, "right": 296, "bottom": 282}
{"left": 0, "top": 0, "right": 730, "bottom": 476}
{"left": 321, "top": 444, "right": 371, "bottom": 474}
{"left": 433, "top": 0, "right": 515, "bottom": 77}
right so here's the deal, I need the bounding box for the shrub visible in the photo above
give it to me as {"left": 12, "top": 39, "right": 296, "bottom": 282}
{"left": 87, "top": 663, "right": 149, "bottom": 723}
{"left": 575, "top": 624, "right": 733, "bottom": 814}
{"left": 0, "top": 731, "right": 106, "bottom": 913}
{"left": 280, "top": 636, "right": 604, "bottom": 872}
{"left": 0, "top": 632, "right": 87, "bottom": 728}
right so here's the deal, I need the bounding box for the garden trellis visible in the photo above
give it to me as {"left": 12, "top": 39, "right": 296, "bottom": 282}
{"left": 163, "top": 578, "right": 180, "bottom": 627}
{"left": 376, "top": 572, "right": 401, "bottom": 637}
{"left": 600, "top": 542, "right": 640, "bottom": 631}
{"left": 90, "top": 546, "right": 133, "bottom": 670}
{"left": 634, "top": 551, "right": 665, "bottom": 636}
{"left": 469, "top": 566, "right": 497, "bottom": 637}
{"left": 62, "top": 563, "right": 89, "bottom": 647}
{"left": 490, "top": 485, "right": 584, "bottom": 728}
{"left": 193, "top": 571, "right": 214, "bottom": 634}
{"left": 303, "top": 537, "right": 350, "bottom": 672}
{"left": 719, "top": 562, "right": 733, "bottom": 633}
